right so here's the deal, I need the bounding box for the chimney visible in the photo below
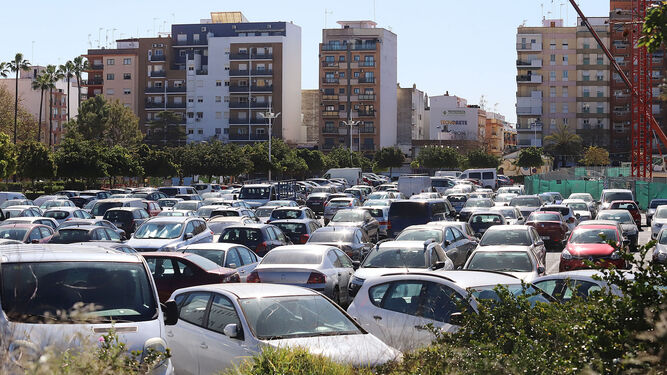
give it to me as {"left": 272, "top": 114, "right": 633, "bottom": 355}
{"left": 445, "top": 91, "right": 449, "bottom": 96}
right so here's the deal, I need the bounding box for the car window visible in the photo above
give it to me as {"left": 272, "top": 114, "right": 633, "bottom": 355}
{"left": 452, "top": 228, "right": 465, "bottom": 241}
{"left": 95, "top": 228, "right": 110, "bottom": 241}
{"left": 381, "top": 281, "right": 424, "bottom": 316}
{"left": 275, "top": 228, "right": 288, "bottom": 243}
{"left": 39, "top": 227, "right": 52, "bottom": 237}
{"left": 29, "top": 229, "right": 42, "bottom": 241}
{"left": 335, "top": 249, "right": 353, "bottom": 268}
{"left": 237, "top": 247, "right": 253, "bottom": 265}
{"left": 207, "top": 294, "right": 241, "bottom": 334}
{"left": 185, "top": 222, "right": 196, "bottom": 236}
{"left": 445, "top": 228, "right": 456, "bottom": 243}
{"left": 175, "top": 259, "right": 199, "bottom": 279}
{"left": 327, "top": 250, "right": 342, "bottom": 268}
{"left": 225, "top": 248, "right": 241, "bottom": 268}
{"left": 265, "top": 227, "right": 277, "bottom": 241}
{"left": 106, "top": 229, "right": 121, "bottom": 241}
{"left": 178, "top": 292, "right": 211, "bottom": 327}
{"left": 420, "top": 282, "right": 464, "bottom": 323}
{"left": 368, "top": 282, "right": 391, "bottom": 306}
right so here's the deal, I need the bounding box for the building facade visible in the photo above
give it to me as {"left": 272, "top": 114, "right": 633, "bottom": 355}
{"left": 83, "top": 48, "right": 139, "bottom": 111}
{"left": 301, "top": 89, "right": 320, "bottom": 147}
{"left": 485, "top": 111, "right": 505, "bottom": 156}
{"left": 397, "top": 83, "right": 427, "bottom": 154}
{"left": 428, "top": 94, "right": 485, "bottom": 143}
{"left": 318, "top": 20, "right": 397, "bottom": 153}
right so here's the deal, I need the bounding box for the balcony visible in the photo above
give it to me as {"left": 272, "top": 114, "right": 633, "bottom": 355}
{"left": 516, "top": 42, "right": 541, "bottom": 51}
{"left": 322, "top": 127, "right": 338, "bottom": 134}
{"left": 359, "top": 77, "right": 376, "bottom": 84}
{"left": 322, "top": 78, "right": 339, "bottom": 84}
{"left": 516, "top": 106, "right": 542, "bottom": 116}
{"left": 322, "top": 111, "right": 339, "bottom": 117}
{"left": 516, "top": 74, "right": 542, "bottom": 83}
{"left": 229, "top": 70, "right": 249, "bottom": 76}
{"left": 166, "top": 102, "right": 186, "bottom": 109}
{"left": 252, "top": 69, "right": 272, "bottom": 76}
{"left": 322, "top": 94, "right": 339, "bottom": 101}
{"left": 174, "top": 39, "right": 207, "bottom": 46}
{"left": 361, "top": 144, "right": 376, "bottom": 151}
{"left": 85, "top": 78, "right": 103, "bottom": 85}
{"left": 150, "top": 71, "right": 166, "bottom": 78}
{"left": 322, "top": 61, "right": 338, "bottom": 68}
{"left": 145, "top": 102, "right": 165, "bottom": 109}
{"left": 518, "top": 139, "right": 543, "bottom": 147}
{"left": 229, "top": 102, "right": 250, "bottom": 108}
{"left": 251, "top": 85, "right": 273, "bottom": 92}
{"left": 196, "top": 69, "right": 208, "bottom": 75}
{"left": 613, "top": 110, "right": 630, "bottom": 116}
{"left": 167, "top": 86, "right": 186, "bottom": 93}
{"left": 322, "top": 43, "right": 377, "bottom": 51}
{"left": 516, "top": 59, "right": 542, "bottom": 68}
{"left": 360, "top": 126, "right": 376, "bottom": 134}
{"left": 229, "top": 85, "right": 249, "bottom": 93}
{"left": 357, "top": 110, "right": 376, "bottom": 117}
{"left": 144, "top": 87, "right": 166, "bottom": 93}
{"left": 359, "top": 61, "right": 375, "bottom": 67}
{"left": 516, "top": 124, "right": 543, "bottom": 132}
{"left": 358, "top": 94, "right": 376, "bottom": 101}
{"left": 252, "top": 54, "right": 273, "bottom": 60}
{"left": 149, "top": 55, "right": 166, "bottom": 62}
{"left": 89, "top": 64, "right": 104, "bottom": 70}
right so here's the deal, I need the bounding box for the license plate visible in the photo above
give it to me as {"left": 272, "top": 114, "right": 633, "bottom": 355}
{"left": 541, "top": 236, "right": 550, "bottom": 240}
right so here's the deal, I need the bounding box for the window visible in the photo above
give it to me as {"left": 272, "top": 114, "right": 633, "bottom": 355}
{"left": 216, "top": 80, "right": 222, "bottom": 86}
{"left": 596, "top": 71, "right": 604, "bottom": 81}
{"left": 562, "top": 42, "right": 569, "bottom": 49}
{"left": 380, "top": 281, "right": 423, "bottom": 315}
{"left": 562, "top": 70, "right": 568, "bottom": 81}
{"left": 107, "top": 59, "right": 115, "bottom": 65}
{"left": 597, "top": 54, "right": 603, "bottom": 65}
{"left": 597, "top": 89, "right": 604, "bottom": 98}
{"left": 339, "top": 55, "right": 345, "bottom": 62}
{"left": 178, "top": 292, "right": 210, "bottom": 326}
{"left": 597, "top": 105, "right": 604, "bottom": 114}
{"left": 197, "top": 129, "right": 203, "bottom": 135}
{"left": 562, "top": 86, "right": 568, "bottom": 97}
{"left": 582, "top": 71, "right": 590, "bottom": 81}
{"left": 123, "top": 58, "right": 131, "bottom": 65}
{"left": 123, "top": 73, "right": 131, "bottom": 80}
{"left": 187, "top": 128, "right": 194, "bottom": 135}
{"left": 583, "top": 87, "right": 590, "bottom": 97}
{"left": 215, "top": 96, "right": 221, "bottom": 103}
{"left": 196, "top": 112, "right": 203, "bottom": 119}
{"left": 123, "top": 89, "right": 131, "bottom": 95}
{"left": 106, "top": 89, "right": 115, "bottom": 95}
{"left": 339, "top": 72, "right": 345, "bottom": 78}
{"left": 550, "top": 103, "right": 556, "bottom": 114}
{"left": 197, "top": 97, "right": 203, "bottom": 103}
{"left": 563, "top": 55, "right": 568, "bottom": 65}
{"left": 215, "top": 112, "right": 222, "bottom": 119}
{"left": 550, "top": 54, "right": 556, "bottom": 64}
{"left": 420, "top": 282, "right": 463, "bottom": 323}
{"left": 563, "top": 103, "right": 569, "bottom": 113}
{"left": 583, "top": 54, "right": 590, "bottom": 65}
{"left": 550, "top": 87, "right": 556, "bottom": 98}
{"left": 106, "top": 73, "right": 115, "bottom": 80}
{"left": 549, "top": 71, "right": 556, "bottom": 81}
{"left": 550, "top": 41, "right": 556, "bottom": 50}
{"left": 582, "top": 103, "right": 590, "bottom": 113}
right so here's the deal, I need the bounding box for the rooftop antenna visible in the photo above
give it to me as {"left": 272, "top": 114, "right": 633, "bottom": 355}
{"left": 31, "top": 41, "right": 35, "bottom": 65}
{"left": 324, "top": 9, "right": 333, "bottom": 29}
{"left": 559, "top": 2, "right": 565, "bottom": 21}
{"left": 541, "top": 3, "right": 544, "bottom": 20}
{"left": 112, "top": 28, "right": 117, "bottom": 44}
{"left": 153, "top": 17, "right": 159, "bottom": 35}
{"left": 521, "top": 19, "right": 528, "bottom": 27}
{"left": 171, "top": 13, "right": 175, "bottom": 24}
{"left": 479, "top": 95, "right": 487, "bottom": 110}
{"left": 98, "top": 27, "right": 103, "bottom": 48}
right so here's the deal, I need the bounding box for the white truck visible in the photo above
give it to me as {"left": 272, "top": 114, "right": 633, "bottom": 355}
{"left": 323, "top": 168, "right": 362, "bottom": 186}
{"left": 398, "top": 175, "right": 432, "bottom": 197}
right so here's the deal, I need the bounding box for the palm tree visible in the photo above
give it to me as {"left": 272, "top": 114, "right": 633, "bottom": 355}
{"left": 44, "top": 65, "right": 63, "bottom": 147}
{"left": 0, "top": 62, "right": 9, "bottom": 78}
{"left": 7, "top": 53, "right": 31, "bottom": 144}
{"left": 544, "top": 124, "right": 583, "bottom": 169}
{"left": 31, "top": 72, "right": 54, "bottom": 143}
{"left": 72, "top": 56, "right": 88, "bottom": 108}
{"left": 58, "top": 61, "right": 75, "bottom": 123}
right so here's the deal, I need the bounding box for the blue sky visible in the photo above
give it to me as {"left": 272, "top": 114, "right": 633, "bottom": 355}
{"left": 1, "top": 0, "right": 610, "bottom": 123}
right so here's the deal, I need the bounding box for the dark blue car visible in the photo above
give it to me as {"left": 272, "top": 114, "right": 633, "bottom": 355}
{"left": 387, "top": 200, "right": 455, "bottom": 238}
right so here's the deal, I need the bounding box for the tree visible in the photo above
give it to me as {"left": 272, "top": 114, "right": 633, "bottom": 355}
{"left": 145, "top": 111, "right": 186, "bottom": 147}
{"left": 200, "top": 142, "right": 252, "bottom": 180}
{"left": 0, "top": 86, "right": 37, "bottom": 142}
{"left": 66, "top": 95, "right": 142, "bottom": 148}
{"left": 296, "top": 148, "right": 326, "bottom": 176}
{"left": 416, "top": 147, "right": 461, "bottom": 170}
{"left": 638, "top": 1, "right": 667, "bottom": 53}
{"left": 72, "top": 56, "right": 88, "bottom": 109}
{"left": 54, "top": 137, "right": 108, "bottom": 181}
{"left": 7, "top": 53, "right": 30, "bottom": 144}
{"left": 277, "top": 151, "right": 308, "bottom": 179}
{"left": 44, "top": 65, "right": 64, "bottom": 147}
{"left": 465, "top": 149, "right": 500, "bottom": 169}
{"left": 58, "top": 61, "right": 75, "bottom": 123}
{"left": 580, "top": 146, "right": 611, "bottom": 166}
{"left": 31, "top": 72, "right": 54, "bottom": 143}
{"left": 543, "top": 124, "right": 582, "bottom": 169}
{"left": 374, "top": 146, "right": 405, "bottom": 178}
{"left": 104, "top": 145, "right": 143, "bottom": 186}
{"left": 0, "top": 62, "right": 9, "bottom": 78}
{"left": 516, "top": 147, "right": 543, "bottom": 173}
{"left": 137, "top": 144, "right": 178, "bottom": 178}
{"left": 326, "top": 146, "right": 373, "bottom": 171}
{"left": 0, "top": 132, "right": 17, "bottom": 179}
{"left": 16, "top": 141, "right": 55, "bottom": 183}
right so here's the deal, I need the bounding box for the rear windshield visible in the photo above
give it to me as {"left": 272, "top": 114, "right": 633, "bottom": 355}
{"left": 212, "top": 210, "right": 240, "bottom": 217}
{"left": 431, "top": 179, "right": 453, "bottom": 188}
{"left": 480, "top": 230, "right": 532, "bottom": 246}
{"left": 597, "top": 211, "right": 634, "bottom": 224}
{"left": 510, "top": 197, "right": 541, "bottom": 206}
{"left": 309, "top": 231, "right": 354, "bottom": 242}
{"left": 464, "top": 199, "right": 494, "bottom": 208}
{"left": 650, "top": 200, "right": 667, "bottom": 209}
{"left": 91, "top": 202, "right": 123, "bottom": 217}
{"left": 220, "top": 228, "right": 262, "bottom": 242}
{"left": 447, "top": 196, "right": 467, "bottom": 203}
{"left": 396, "top": 229, "right": 442, "bottom": 242}
{"left": 542, "top": 206, "right": 570, "bottom": 216}
{"left": 470, "top": 214, "right": 504, "bottom": 224}
{"left": 50, "top": 229, "right": 90, "bottom": 243}
{"left": 0, "top": 228, "right": 27, "bottom": 241}
{"left": 528, "top": 213, "right": 561, "bottom": 222}
{"left": 271, "top": 209, "right": 302, "bottom": 220}
{"left": 159, "top": 188, "right": 178, "bottom": 197}
{"left": 362, "top": 248, "right": 427, "bottom": 268}
{"left": 274, "top": 223, "right": 307, "bottom": 235}
{"left": 328, "top": 200, "right": 352, "bottom": 208}
{"left": 104, "top": 210, "right": 133, "bottom": 221}
{"left": 390, "top": 202, "right": 429, "bottom": 217}
{"left": 255, "top": 208, "right": 274, "bottom": 217}
{"left": 362, "top": 208, "right": 384, "bottom": 217}
{"left": 261, "top": 251, "right": 322, "bottom": 265}
{"left": 567, "top": 203, "right": 589, "bottom": 211}
{"left": 44, "top": 211, "right": 69, "bottom": 220}
{"left": 603, "top": 192, "right": 632, "bottom": 203}
{"left": 466, "top": 251, "right": 532, "bottom": 272}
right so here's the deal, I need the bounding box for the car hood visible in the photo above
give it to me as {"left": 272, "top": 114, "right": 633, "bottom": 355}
{"left": 505, "top": 271, "right": 538, "bottom": 283}
{"left": 567, "top": 243, "right": 615, "bottom": 256}
{"left": 126, "top": 237, "right": 183, "bottom": 250}
{"left": 620, "top": 223, "right": 637, "bottom": 233}
{"left": 263, "top": 333, "right": 400, "bottom": 367}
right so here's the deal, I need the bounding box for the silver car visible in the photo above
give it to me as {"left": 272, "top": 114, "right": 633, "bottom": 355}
{"left": 323, "top": 197, "right": 361, "bottom": 224}
{"left": 653, "top": 228, "right": 667, "bottom": 264}
{"left": 246, "top": 245, "right": 357, "bottom": 306}
{"left": 181, "top": 243, "right": 261, "bottom": 281}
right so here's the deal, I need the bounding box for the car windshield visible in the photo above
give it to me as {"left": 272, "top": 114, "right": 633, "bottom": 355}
{"left": 274, "top": 223, "right": 307, "bottom": 235}
{"left": 362, "top": 248, "right": 427, "bottom": 268}
{"left": 159, "top": 200, "right": 179, "bottom": 208}
{"left": 328, "top": 200, "right": 352, "bottom": 208}
{"left": 362, "top": 208, "right": 384, "bottom": 218}
{"left": 174, "top": 202, "right": 199, "bottom": 211}
{"left": 363, "top": 200, "right": 389, "bottom": 207}
{"left": 480, "top": 230, "right": 532, "bottom": 246}
{"left": 49, "top": 229, "right": 91, "bottom": 243}
{"left": 495, "top": 209, "right": 516, "bottom": 219}
{"left": 655, "top": 208, "right": 667, "bottom": 219}
{"left": 44, "top": 211, "right": 70, "bottom": 220}
{"left": 308, "top": 231, "right": 354, "bottom": 243}
{"left": 40, "top": 201, "right": 68, "bottom": 209}
{"left": 570, "top": 194, "right": 592, "bottom": 202}
{"left": 510, "top": 197, "right": 541, "bottom": 206}
{"left": 447, "top": 195, "right": 467, "bottom": 203}
{"left": 570, "top": 228, "right": 618, "bottom": 243}
{"left": 597, "top": 211, "right": 634, "bottom": 224}
{"left": 331, "top": 210, "right": 364, "bottom": 222}
{"left": 104, "top": 210, "right": 133, "bottom": 222}
{"left": 495, "top": 194, "right": 517, "bottom": 203}
{"left": 464, "top": 199, "right": 493, "bottom": 208}
{"left": 528, "top": 213, "right": 561, "bottom": 222}
{"left": 133, "top": 222, "right": 183, "bottom": 239}
{"left": 470, "top": 284, "right": 552, "bottom": 305}
{"left": 261, "top": 250, "right": 322, "bottom": 265}
{"left": 650, "top": 200, "right": 667, "bottom": 209}
{"left": 471, "top": 214, "right": 503, "bottom": 224}
{"left": 185, "top": 249, "right": 225, "bottom": 266}
{"left": 466, "top": 251, "right": 533, "bottom": 272}
{"left": 255, "top": 208, "right": 274, "bottom": 217}
{"left": 272, "top": 209, "right": 302, "bottom": 220}
{"left": 239, "top": 187, "right": 270, "bottom": 200}
{"left": 212, "top": 210, "right": 239, "bottom": 217}
{"left": 239, "top": 295, "right": 360, "bottom": 340}
{"left": 603, "top": 192, "right": 632, "bottom": 202}
{"left": 1, "top": 261, "right": 157, "bottom": 323}
{"left": 91, "top": 202, "right": 123, "bottom": 216}
{"left": 196, "top": 207, "right": 216, "bottom": 218}
{"left": 0, "top": 228, "right": 27, "bottom": 241}
{"left": 568, "top": 203, "right": 589, "bottom": 211}
{"left": 396, "top": 229, "right": 442, "bottom": 242}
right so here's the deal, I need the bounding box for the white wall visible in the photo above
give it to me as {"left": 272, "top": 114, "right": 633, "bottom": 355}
{"left": 429, "top": 95, "right": 479, "bottom": 141}
{"left": 379, "top": 29, "right": 397, "bottom": 148}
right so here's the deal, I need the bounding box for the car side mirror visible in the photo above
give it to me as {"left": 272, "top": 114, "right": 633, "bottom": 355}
{"left": 223, "top": 323, "right": 240, "bottom": 339}
{"left": 536, "top": 240, "right": 544, "bottom": 246}
{"left": 352, "top": 260, "right": 360, "bottom": 270}
{"left": 432, "top": 261, "right": 445, "bottom": 270}
{"left": 184, "top": 232, "right": 194, "bottom": 240}
{"left": 120, "top": 233, "right": 127, "bottom": 241}
{"left": 537, "top": 266, "right": 545, "bottom": 274}
{"left": 162, "top": 300, "right": 179, "bottom": 326}
{"left": 449, "top": 312, "right": 464, "bottom": 326}
{"left": 444, "top": 240, "right": 451, "bottom": 247}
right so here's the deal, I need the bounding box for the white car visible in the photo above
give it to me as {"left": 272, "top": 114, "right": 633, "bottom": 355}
{"left": 463, "top": 246, "right": 545, "bottom": 282}
{"left": 126, "top": 216, "right": 213, "bottom": 252}
{"left": 43, "top": 207, "right": 94, "bottom": 225}
{"left": 181, "top": 243, "right": 261, "bottom": 282}
{"left": 347, "top": 271, "right": 552, "bottom": 352}
{"left": 474, "top": 225, "right": 547, "bottom": 266}
{"left": 166, "top": 284, "right": 399, "bottom": 373}
{"left": 651, "top": 206, "right": 667, "bottom": 239}
{"left": 493, "top": 193, "right": 518, "bottom": 207}
{"left": 562, "top": 199, "right": 592, "bottom": 222}
{"left": 491, "top": 206, "right": 525, "bottom": 225}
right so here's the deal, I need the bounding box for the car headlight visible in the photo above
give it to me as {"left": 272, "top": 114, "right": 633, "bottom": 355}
{"left": 561, "top": 249, "right": 572, "bottom": 260}
{"left": 610, "top": 251, "right": 621, "bottom": 260}
{"left": 142, "top": 338, "right": 169, "bottom": 369}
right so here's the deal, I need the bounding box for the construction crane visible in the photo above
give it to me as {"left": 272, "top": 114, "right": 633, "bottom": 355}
{"left": 568, "top": 0, "right": 662, "bottom": 179}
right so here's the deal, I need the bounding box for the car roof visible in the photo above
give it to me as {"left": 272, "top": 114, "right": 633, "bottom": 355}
{"left": 272, "top": 206, "right": 305, "bottom": 211}
{"left": 181, "top": 243, "right": 239, "bottom": 251}
{"left": 485, "top": 225, "right": 530, "bottom": 232}
{"left": 313, "top": 226, "right": 356, "bottom": 233}
{"left": 44, "top": 206, "right": 79, "bottom": 212}
{"left": 0, "top": 223, "right": 45, "bottom": 229}
{"left": 271, "top": 219, "right": 316, "bottom": 224}
{"left": 58, "top": 225, "right": 100, "bottom": 231}
{"left": 0, "top": 244, "right": 143, "bottom": 263}
{"left": 270, "top": 244, "right": 338, "bottom": 254}
{"left": 174, "top": 283, "right": 318, "bottom": 299}
{"left": 330, "top": 197, "right": 354, "bottom": 201}
{"left": 379, "top": 240, "right": 431, "bottom": 249}
{"left": 143, "top": 216, "right": 193, "bottom": 223}
{"left": 372, "top": 270, "right": 519, "bottom": 289}
{"left": 224, "top": 223, "right": 270, "bottom": 229}
{"left": 106, "top": 206, "right": 144, "bottom": 211}
{"left": 598, "top": 209, "right": 631, "bottom": 214}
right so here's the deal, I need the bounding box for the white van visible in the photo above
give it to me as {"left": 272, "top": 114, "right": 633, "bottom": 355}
{"left": 434, "top": 170, "right": 462, "bottom": 178}
{"left": 323, "top": 168, "right": 362, "bottom": 186}
{"left": 192, "top": 183, "right": 222, "bottom": 194}
{"left": 0, "top": 244, "right": 176, "bottom": 373}
{"left": 398, "top": 175, "right": 432, "bottom": 197}
{"left": 430, "top": 177, "right": 457, "bottom": 194}
{"left": 459, "top": 168, "right": 498, "bottom": 189}
{"left": 599, "top": 189, "right": 635, "bottom": 210}
{"left": 0, "top": 191, "right": 26, "bottom": 204}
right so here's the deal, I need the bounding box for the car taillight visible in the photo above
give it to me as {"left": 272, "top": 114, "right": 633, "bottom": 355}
{"left": 300, "top": 233, "right": 310, "bottom": 244}
{"left": 567, "top": 217, "right": 575, "bottom": 223}
{"left": 307, "top": 272, "right": 326, "bottom": 284}
{"left": 222, "top": 272, "right": 240, "bottom": 283}
{"left": 256, "top": 241, "right": 268, "bottom": 254}
{"left": 378, "top": 221, "right": 388, "bottom": 226}
{"left": 387, "top": 221, "right": 392, "bottom": 230}
{"left": 246, "top": 271, "right": 260, "bottom": 283}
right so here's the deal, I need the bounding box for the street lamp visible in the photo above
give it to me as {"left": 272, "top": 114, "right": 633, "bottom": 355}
{"left": 435, "top": 125, "right": 445, "bottom": 147}
{"left": 342, "top": 119, "right": 360, "bottom": 164}
{"left": 259, "top": 107, "right": 281, "bottom": 182}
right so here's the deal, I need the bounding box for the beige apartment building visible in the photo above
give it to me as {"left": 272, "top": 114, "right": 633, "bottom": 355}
{"left": 83, "top": 48, "right": 139, "bottom": 112}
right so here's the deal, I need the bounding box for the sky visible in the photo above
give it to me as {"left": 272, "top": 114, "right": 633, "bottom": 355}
{"left": 1, "top": 0, "right": 611, "bottom": 124}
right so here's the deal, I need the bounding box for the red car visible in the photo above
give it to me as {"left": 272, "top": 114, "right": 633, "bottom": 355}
{"left": 608, "top": 200, "right": 641, "bottom": 228}
{"left": 559, "top": 224, "right": 628, "bottom": 272}
{"left": 142, "top": 200, "right": 162, "bottom": 217}
{"left": 525, "top": 211, "right": 569, "bottom": 248}
{"left": 142, "top": 252, "right": 240, "bottom": 302}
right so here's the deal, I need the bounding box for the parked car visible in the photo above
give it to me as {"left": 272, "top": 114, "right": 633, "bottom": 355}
{"left": 262, "top": 200, "right": 299, "bottom": 208}
{"left": 247, "top": 245, "right": 357, "bottom": 306}
{"left": 211, "top": 207, "right": 258, "bottom": 222}
{"left": 491, "top": 206, "right": 525, "bottom": 225}
{"left": 323, "top": 197, "right": 361, "bottom": 224}
{"left": 271, "top": 218, "right": 322, "bottom": 245}
{"left": 181, "top": 243, "right": 261, "bottom": 281}
{"left": 218, "top": 224, "right": 290, "bottom": 257}
{"left": 157, "top": 209, "right": 196, "bottom": 217}
{"left": 533, "top": 270, "right": 627, "bottom": 302}
{"left": 43, "top": 207, "right": 93, "bottom": 224}
{"left": 126, "top": 216, "right": 213, "bottom": 252}
{"left": 568, "top": 193, "right": 598, "bottom": 216}
{"left": 307, "top": 225, "right": 373, "bottom": 261}
{"left": 497, "top": 186, "right": 526, "bottom": 196}
{"left": 446, "top": 194, "right": 468, "bottom": 213}
{"left": 142, "top": 200, "right": 162, "bottom": 216}
{"left": 58, "top": 218, "right": 126, "bottom": 239}
{"left": 647, "top": 199, "right": 667, "bottom": 227}
{"left": 327, "top": 209, "right": 380, "bottom": 242}
{"left": 173, "top": 200, "right": 203, "bottom": 212}
{"left": 467, "top": 211, "right": 507, "bottom": 237}
{"left": 395, "top": 224, "right": 475, "bottom": 268}
{"left": 524, "top": 211, "right": 570, "bottom": 249}
{"left": 157, "top": 197, "right": 183, "bottom": 209}
{"left": 509, "top": 195, "right": 544, "bottom": 218}
{"left": 103, "top": 207, "right": 150, "bottom": 236}
{"left": 388, "top": 200, "right": 455, "bottom": 238}
{"left": 653, "top": 227, "right": 667, "bottom": 264}
{"left": 348, "top": 240, "right": 455, "bottom": 298}
{"left": 142, "top": 252, "right": 239, "bottom": 302}
{"left": 599, "top": 189, "right": 634, "bottom": 210}
{"left": 254, "top": 206, "right": 275, "bottom": 223}
{"left": 494, "top": 193, "right": 518, "bottom": 207}
{"left": 1, "top": 205, "right": 43, "bottom": 220}
{"left": 267, "top": 206, "right": 318, "bottom": 223}
{"left": 475, "top": 225, "right": 547, "bottom": 265}
{"left": 0, "top": 199, "right": 34, "bottom": 209}
{"left": 360, "top": 206, "right": 390, "bottom": 238}
{"left": 39, "top": 199, "right": 77, "bottom": 211}
{"left": 562, "top": 199, "right": 593, "bottom": 222}
{"left": 79, "top": 190, "right": 112, "bottom": 200}
{"left": 596, "top": 209, "right": 639, "bottom": 250}
{"left": 347, "top": 271, "right": 553, "bottom": 352}
{"left": 131, "top": 190, "right": 168, "bottom": 202}
{"left": 463, "top": 246, "right": 545, "bottom": 282}
{"left": 560, "top": 224, "right": 628, "bottom": 272}
{"left": 158, "top": 186, "right": 198, "bottom": 197}
{"left": 207, "top": 216, "right": 256, "bottom": 241}
{"left": 0, "top": 223, "right": 54, "bottom": 243}
{"left": 48, "top": 225, "right": 123, "bottom": 244}
{"left": 2, "top": 216, "right": 59, "bottom": 230}
{"left": 166, "top": 284, "right": 398, "bottom": 373}
{"left": 653, "top": 206, "right": 667, "bottom": 240}
{"left": 69, "top": 195, "right": 98, "bottom": 209}
{"left": 608, "top": 200, "right": 642, "bottom": 228}
{"left": 90, "top": 198, "right": 146, "bottom": 218}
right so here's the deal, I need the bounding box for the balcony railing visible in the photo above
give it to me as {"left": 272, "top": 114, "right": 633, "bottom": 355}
{"left": 357, "top": 110, "right": 376, "bottom": 117}
{"left": 322, "top": 94, "right": 339, "bottom": 101}
{"left": 359, "top": 61, "right": 375, "bottom": 67}
{"left": 229, "top": 70, "right": 249, "bottom": 76}
{"left": 167, "top": 86, "right": 186, "bottom": 93}
{"left": 174, "top": 39, "right": 207, "bottom": 46}
{"left": 516, "top": 106, "right": 542, "bottom": 115}
{"left": 229, "top": 102, "right": 250, "bottom": 108}
{"left": 323, "top": 127, "right": 338, "bottom": 134}
{"left": 150, "top": 71, "right": 166, "bottom": 78}
{"left": 144, "top": 87, "right": 165, "bottom": 93}
{"left": 360, "top": 126, "right": 375, "bottom": 134}
{"left": 229, "top": 86, "right": 249, "bottom": 93}
{"left": 322, "top": 78, "right": 339, "bottom": 84}
{"left": 322, "top": 111, "right": 339, "bottom": 117}
{"left": 150, "top": 55, "right": 166, "bottom": 62}
{"left": 358, "top": 94, "right": 376, "bottom": 101}
{"left": 166, "top": 102, "right": 186, "bottom": 108}
{"left": 85, "top": 78, "right": 104, "bottom": 85}
{"left": 196, "top": 69, "right": 208, "bottom": 75}
{"left": 516, "top": 42, "right": 542, "bottom": 51}
{"left": 322, "top": 61, "right": 338, "bottom": 67}
{"left": 322, "top": 43, "right": 377, "bottom": 51}
{"left": 252, "top": 69, "right": 272, "bottom": 75}
{"left": 361, "top": 144, "right": 376, "bottom": 151}
{"left": 251, "top": 85, "right": 273, "bottom": 92}
{"left": 145, "top": 102, "right": 165, "bottom": 108}
{"left": 516, "top": 59, "right": 542, "bottom": 68}
{"left": 359, "top": 77, "right": 376, "bottom": 84}
{"left": 89, "top": 64, "right": 104, "bottom": 70}
{"left": 229, "top": 53, "right": 273, "bottom": 60}
{"left": 516, "top": 74, "right": 542, "bottom": 83}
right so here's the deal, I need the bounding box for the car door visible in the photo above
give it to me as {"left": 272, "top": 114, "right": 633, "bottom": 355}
{"left": 167, "top": 291, "right": 212, "bottom": 375}
{"left": 235, "top": 247, "right": 258, "bottom": 280}
{"left": 224, "top": 247, "right": 242, "bottom": 269}
{"left": 145, "top": 257, "right": 178, "bottom": 302}
{"left": 529, "top": 227, "right": 546, "bottom": 264}
{"left": 183, "top": 221, "right": 198, "bottom": 245}
{"left": 173, "top": 258, "right": 207, "bottom": 291}
{"left": 443, "top": 228, "right": 461, "bottom": 265}
{"left": 333, "top": 249, "right": 355, "bottom": 304}
{"left": 198, "top": 293, "right": 255, "bottom": 374}
{"left": 413, "top": 281, "right": 465, "bottom": 337}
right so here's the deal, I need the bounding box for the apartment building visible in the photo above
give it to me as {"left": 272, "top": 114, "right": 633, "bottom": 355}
{"left": 485, "top": 112, "right": 505, "bottom": 156}
{"left": 83, "top": 48, "right": 139, "bottom": 111}
{"left": 609, "top": 1, "right": 666, "bottom": 159}
{"left": 171, "top": 12, "right": 303, "bottom": 144}
{"left": 318, "top": 20, "right": 397, "bottom": 153}
{"left": 397, "top": 83, "right": 427, "bottom": 154}
{"left": 503, "top": 123, "right": 518, "bottom": 151}
{"left": 576, "top": 17, "right": 611, "bottom": 148}
{"left": 516, "top": 19, "right": 576, "bottom": 148}
{"left": 428, "top": 93, "right": 485, "bottom": 143}
{"left": 301, "top": 89, "right": 320, "bottom": 147}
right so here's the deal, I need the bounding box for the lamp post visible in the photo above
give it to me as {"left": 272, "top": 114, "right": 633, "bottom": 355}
{"left": 435, "top": 125, "right": 445, "bottom": 147}
{"left": 259, "top": 107, "right": 281, "bottom": 182}
{"left": 343, "top": 119, "right": 360, "bottom": 164}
